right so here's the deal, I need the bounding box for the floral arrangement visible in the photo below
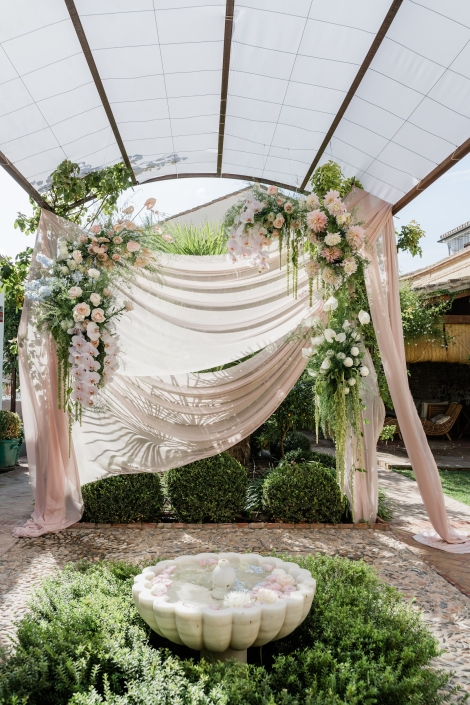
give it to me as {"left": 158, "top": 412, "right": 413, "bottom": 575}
{"left": 25, "top": 198, "right": 158, "bottom": 425}
{"left": 224, "top": 183, "right": 367, "bottom": 299}
{"left": 301, "top": 305, "right": 372, "bottom": 486}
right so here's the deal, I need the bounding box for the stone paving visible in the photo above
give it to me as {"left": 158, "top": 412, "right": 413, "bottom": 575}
{"left": 0, "top": 525, "right": 469, "bottom": 696}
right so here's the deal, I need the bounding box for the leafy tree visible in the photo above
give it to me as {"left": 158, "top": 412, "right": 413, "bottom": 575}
{"left": 15, "top": 160, "right": 134, "bottom": 236}
{"left": 258, "top": 373, "right": 316, "bottom": 457}
{"left": 0, "top": 248, "right": 32, "bottom": 410}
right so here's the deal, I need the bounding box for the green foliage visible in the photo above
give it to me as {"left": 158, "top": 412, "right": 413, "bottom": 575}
{"left": 378, "top": 488, "right": 393, "bottom": 521}
{"left": 310, "top": 450, "right": 336, "bottom": 469}
{"left": 0, "top": 557, "right": 461, "bottom": 705}
{"left": 81, "top": 474, "right": 165, "bottom": 524}
{"left": 309, "top": 160, "right": 363, "bottom": 200}
{"left": 400, "top": 281, "right": 450, "bottom": 346}
{"left": 396, "top": 220, "right": 426, "bottom": 258}
{"left": 0, "top": 410, "right": 22, "bottom": 440}
{"left": 263, "top": 460, "right": 344, "bottom": 523}
{"left": 257, "top": 373, "right": 316, "bottom": 457}
{"left": 245, "top": 468, "right": 273, "bottom": 513}
{"left": 271, "top": 430, "right": 312, "bottom": 458}
{"left": 165, "top": 453, "right": 248, "bottom": 523}
{"left": 0, "top": 248, "right": 33, "bottom": 377}
{"left": 379, "top": 425, "right": 396, "bottom": 443}
{"left": 15, "top": 160, "right": 134, "bottom": 236}
{"left": 147, "top": 221, "right": 228, "bottom": 255}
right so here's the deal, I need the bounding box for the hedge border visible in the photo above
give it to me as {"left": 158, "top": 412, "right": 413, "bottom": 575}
{"left": 68, "top": 518, "right": 390, "bottom": 530}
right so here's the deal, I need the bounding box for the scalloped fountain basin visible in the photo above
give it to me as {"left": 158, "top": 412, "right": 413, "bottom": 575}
{"left": 133, "top": 552, "right": 316, "bottom": 663}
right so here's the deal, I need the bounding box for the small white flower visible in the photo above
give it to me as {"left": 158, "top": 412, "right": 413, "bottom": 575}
{"left": 350, "top": 346, "right": 359, "bottom": 356}
{"left": 348, "top": 377, "right": 356, "bottom": 386}
{"left": 307, "top": 369, "right": 317, "bottom": 377}
{"left": 343, "top": 357, "right": 353, "bottom": 367}
{"left": 360, "top": 366, "right": 370, "bottom": 376}
{"left": 342, "top": 320, "right": 351, "bottom": 330}
{"left": 358, "top": 310, "right": 370, "bottom": 325}
{"left": 323, "top": 328, "right": 336, "bottom": 343}
{"left": 335, "top": 332, "right": 346, "bottom": 343}
{"left": 344, "top": 387, "right": 350, "bottom": 394}
{"left": 320, "top": 358, "right": 331, "bottom": 370}
{"left": 324, "top": 232, "right": 341, "bottom": 246}
{"left": 88, "top": 268, "right": 100, "bottom": 279}
{"left": 256, "top": 588, "right": 279, "bottom": 604}
{"left": 323, "top": 296, "right": 338, "bottom": 312}
{"left": 336, "top": 352, "right": 346, "bottom": 360}
{"left": 301, "top": 347, "right": 313, "bottom": 358}
{"left": 223, "top": 591, "right": 254, "bottom": 608}
{"left": 326, "top": 349, "right": 335, "bottom": 357}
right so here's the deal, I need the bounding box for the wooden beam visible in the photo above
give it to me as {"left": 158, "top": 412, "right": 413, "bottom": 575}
{"left": 300, "top": 0, "right": 404, "bottom": 191}
{"left": 444, "top": 315, "right": 470, "bottom": 324}
{"left": 64, "top": 0, "right": 136, "bottom": 184}
{"left": 0, "top": 151, "right": 53, "bottom": 211}
{"left": 140, "top": 171, "right": 308, "bottom": 194}
{"left": 217, "top": 0, "right": 235, "bottom": 175}
{"left": 392, "top": 136, "right": 470, "bottom": 214}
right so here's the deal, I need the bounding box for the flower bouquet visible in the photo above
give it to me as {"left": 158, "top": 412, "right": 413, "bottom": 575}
{"left": 25, "top": 199, "right": 158, "bottom": 424}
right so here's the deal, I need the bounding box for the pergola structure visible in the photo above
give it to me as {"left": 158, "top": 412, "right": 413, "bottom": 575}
{"left": 1, "top": 0, "right": 470, "bottom": 215}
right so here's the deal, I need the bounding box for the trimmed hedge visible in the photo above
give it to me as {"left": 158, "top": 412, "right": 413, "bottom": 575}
{"left": 0, "top": 558, "right": 459, "bottom": 705}
{"left": 0, "top": 410, "right": 22, "bottom": 440}
{"left": 165, "top": 452, "right": 248, "bottom": 523}
{"left": 81, "top": 473, "right": 164, "bottom": 524}
{"left": 263, "top": 460, "right": 343, "bottom": 523}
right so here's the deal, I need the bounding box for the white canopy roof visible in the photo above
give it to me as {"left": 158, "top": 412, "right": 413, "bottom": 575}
{"left": 1, "top": 0, "right": 470, "bottom": 212}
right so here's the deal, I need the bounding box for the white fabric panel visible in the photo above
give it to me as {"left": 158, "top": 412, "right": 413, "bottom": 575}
{"left": 325, "top": 0, "right": 470, "bottom": 203}
{"left": 76, "top": 0, "right": 225, "bottom": 181}
{"left": 0, "top": 1, "right": 119, "bottom": 191}
{"left": 223, "top": 1, "right": 391, "bottom": 187}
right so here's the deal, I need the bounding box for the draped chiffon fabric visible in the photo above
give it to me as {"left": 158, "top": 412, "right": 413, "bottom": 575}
{"left": 13, "top": 199, "right": 470, "bottom": 551}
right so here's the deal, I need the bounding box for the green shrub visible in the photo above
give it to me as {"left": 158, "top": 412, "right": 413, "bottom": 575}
{"left": 0, "top": 558, "right": 460, "bottom": 705}
{"left": 165, "top": 453, "right": 248, "bottom": 523}
{"left": 263, "top": 461, "right": 343, "bottom": 523}
{"left": 272, "top": 430, "right": 311, "bottom": 458}
{"left": 0, "top": 410, "right": 22, "bottom": 440}
{"left": 283, "top": 447, "right": 313, "bottom": 464}
{"left": 311, "top": 449, "right": 336, "bottom": 469}
{"left": 81, "top": 473, "right": 164, "bottom": 524}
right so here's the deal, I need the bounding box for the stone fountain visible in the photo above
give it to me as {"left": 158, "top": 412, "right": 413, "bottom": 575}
{"left": 133, "top": 552, "right": 316, "bottom": 663}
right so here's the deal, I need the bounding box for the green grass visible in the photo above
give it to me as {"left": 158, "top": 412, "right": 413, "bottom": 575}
{"left": 392, "top": 467, "right": 470, "bottom": 507}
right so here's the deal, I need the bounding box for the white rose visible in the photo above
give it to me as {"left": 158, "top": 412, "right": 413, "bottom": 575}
{"left": 358, "top": 310, "right": 370, "bottom": 325}
{"left": 323, "top": 328, "right": 336, "bottom": 343}
{"left": 88, "top": 268, "right": 100, "bottom": 279}
{"left": 350, "top": 346, "right": 359, "bottom": 356}
{"left": 323, "top": 296, "right": 338, "bottom": 312}
{"left": 320, "top": 358, "right": 331, "bottom": 370}
{"left": 343, "top": 357, "right": 353, "bottom": 367}
{"left": 91, "top": 308, "right": 106, "bottom": 323}
{"left": 360, "top": 366, "right": 370, "bottom": 376}
{"left": 348, "top": 377, "right": 356, "bottom": 386}
{"left": 90, "top": 293, "right": 101, "bottom": 306}
{"left": 335, "top": 332, "right": 346, "bottom": 343}
{"left": 68, "top": 286, "right": 82, "bottom": 298}
{"left": 324, "top": 232, "right": 341, "bottom": 246}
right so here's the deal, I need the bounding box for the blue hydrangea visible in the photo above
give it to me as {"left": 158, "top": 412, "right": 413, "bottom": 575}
{"left": 36, "top": 253, "right": 54, "bottom": 269}
{"left": 71, "top": 271, "right": 83, "bottom": 283}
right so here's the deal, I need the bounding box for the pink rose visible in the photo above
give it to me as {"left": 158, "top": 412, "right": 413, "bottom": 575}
{"left": 91, "top": 308, "right": 106, "bottom": 323}
{"left": 90, "top": 224, "right": 101, "bottom": 234}
{"left": 127, "top": 241, "right": 141, "bottom": 253}
{"left": 273, "top": 216, "right": 284, "bottom": 229}
{"left": 267, "top": 186, "right": 278, "bottom": 195}
{"left": 113, "top": 236, "right": 123, "bottom": 244}
{"left": 284, "top": 203, "right": 293, "bottom": 213}
{"left": 306, "top": 209, "right": 328, "bottom": 233}
{"left": 276, "top": 197, "right": 285, "bottom": 206}
{"left": 72, "top": 250, "right": 83, "bottom": 263}
{"left": 112, "top": 254, "right": 121, "bottom": 261}
{"left": 79, "top": 235, "right": 88, "bottom": 244}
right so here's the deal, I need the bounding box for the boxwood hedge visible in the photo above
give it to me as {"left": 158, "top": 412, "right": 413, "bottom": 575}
{"left": 165, "top": 452, "right": 248, "bottom": 523}
{"left": 81, "top": 473, "right": 164, "bottom": 524}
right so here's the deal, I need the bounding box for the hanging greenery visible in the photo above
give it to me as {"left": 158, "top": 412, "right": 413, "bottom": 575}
{"left": 14, "top": 160, "right": 134, "bottom": 236}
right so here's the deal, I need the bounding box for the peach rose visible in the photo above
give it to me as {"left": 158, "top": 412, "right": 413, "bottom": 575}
{"left": 90, "top": 224, "right": 101, "bottom": 234}
{"left": 127, "top": 241, "right": 141, "bottom": 253}
{"left": 267, "top": 186, "right": 278, "bottom": 195}
{"left": 284, "top": 202, "right": 293, "bottom": 213}
{"left": 68, "top": 286, "right": 82, "bottom": 298}
{"left": 112, "top": 253, "right": 121, "bottom": 261}
{"left": 91, "top": 308, "right": 106, "bottom": 323}
{"left": 72, "top": 250, "right": 83, "bottom": 263}
{"left": 90, "top": 293, "right": 101, "bottom": 306}
{"left": 73, "top": 302, "right": 91, "bottom": 321}
{"left": 103, "top": 288, "right": 111, "bottom": 297}
{"left": 113, "top": 236, "right": 123, "bottom": 244}
{"left": 79, "top": 234, "right": 88, "bottom": 244}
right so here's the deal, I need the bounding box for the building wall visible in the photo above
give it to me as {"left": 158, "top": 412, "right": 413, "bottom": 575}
{"left": 408, "top": 362, "right": 470, "bottom": 405}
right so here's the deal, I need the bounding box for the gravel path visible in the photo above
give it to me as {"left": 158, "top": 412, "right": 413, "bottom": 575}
{"left": 1, "top": 525, "right": 469, "bottom": 696}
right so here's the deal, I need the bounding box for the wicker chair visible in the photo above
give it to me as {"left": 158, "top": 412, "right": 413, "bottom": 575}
{"left": 384, "top": 403, "right": 462, "bottom": 442}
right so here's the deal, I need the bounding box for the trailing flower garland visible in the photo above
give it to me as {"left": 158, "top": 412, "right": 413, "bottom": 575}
{"left": 301, "top": 308, "right": 372, "bottom": 486}
{"left": 25, "top": 199, "right": 158, "bottom": 425}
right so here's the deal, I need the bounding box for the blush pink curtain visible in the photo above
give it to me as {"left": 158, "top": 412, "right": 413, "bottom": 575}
{"left": 347, "top": 188, "right": 470, "bottom": 552}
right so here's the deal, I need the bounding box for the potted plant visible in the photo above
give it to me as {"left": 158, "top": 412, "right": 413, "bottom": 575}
{"left": 0, "top": 410, "right": 22, "bottom": 471}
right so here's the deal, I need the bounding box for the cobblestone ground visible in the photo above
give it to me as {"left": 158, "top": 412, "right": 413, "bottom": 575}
{"left": 1, "top": 526, "right": 469, "bottom": 696}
